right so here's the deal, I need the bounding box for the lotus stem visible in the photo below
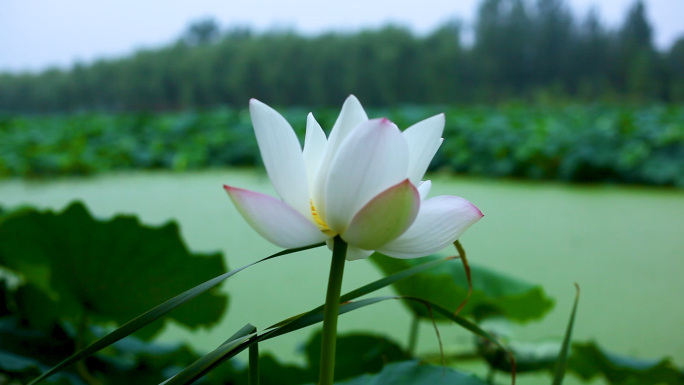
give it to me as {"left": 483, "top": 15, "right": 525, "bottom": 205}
{"left": 318, "top": 236, "right": 347, "bottom": 385}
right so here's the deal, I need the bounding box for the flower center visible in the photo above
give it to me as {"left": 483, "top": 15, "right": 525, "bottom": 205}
{"left": 311, "top": 200, "right": 335, "bottom": 236}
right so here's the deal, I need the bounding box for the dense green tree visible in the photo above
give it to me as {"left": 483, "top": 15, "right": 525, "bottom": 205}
{"left": 617, "top": 0, "right": 659, "bottom": 98}
{"left": 531, "top": 0, "right": 574, "bottom": 90}
{"left": 572, "top": 9, "right": 613, "bottom": 98}
{"left": 472, "top": 0, "right": 533, "bottom": 99}
{"left": 421, "top": 22, "right": 468, "bottom": 103}
{"left": 184, "top": 18, "right": 222, "bottom": 46}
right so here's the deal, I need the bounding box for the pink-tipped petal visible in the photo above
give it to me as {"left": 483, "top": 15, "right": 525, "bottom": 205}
{"left": 377, "top": 195, "right": 483, "bottom": 259}
{"left": 224, "top": 185, "right": 329, "bottom": 249}
{"left": 310, "top": 95, "right": 368, "bottom": 218}
{"left": 403, "top": 114, "right": 445, "bottom": 184}
{"left": 324, "top": 118, "right": 410, "bottom": 233}
{"left": 342, "top": 179, "right": 420, "bottom": 250}
{"left": 249, "top": 99, "right": 311, "bottom": 219}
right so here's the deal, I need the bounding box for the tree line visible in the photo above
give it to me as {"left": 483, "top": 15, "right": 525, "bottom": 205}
{"left": 1, "top": 0, "right": 683, "bottom": 113}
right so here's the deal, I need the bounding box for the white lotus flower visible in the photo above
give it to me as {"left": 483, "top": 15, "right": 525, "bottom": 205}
{"left": 224, "top": 95, "right": 483, "bottom": 260}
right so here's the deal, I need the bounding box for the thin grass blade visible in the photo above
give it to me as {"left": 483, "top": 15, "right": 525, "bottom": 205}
{"left": 162, "top": 334, "right": 254, "bottom": 385}
{"left": 552, "top": 283, "right": 581, "bottom": 385}
{"left": 223, "top": 323, "right": 259, "bottom": 346}
{"left": 161, "top": 324, "right": 257, "bottom": 385}
{"left": 162, "top": 297, "right": 395, "bottom": 385}
{"left": 164, "top": 292, "right": 515, "bottom": 385}
{"left": 170, "top": 293, "right": 492, "bottom": 385}
{"left": 265, "top": 256, "right": 451, "bottom": 330}
{"left": 163, "top": 254, "right": 455, "bottom": 385}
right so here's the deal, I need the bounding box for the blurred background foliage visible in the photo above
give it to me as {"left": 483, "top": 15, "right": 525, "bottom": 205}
{"left": 1, "top": 105, "right": 682, "bottom": 186}
{"left": 0, "top": 0, "right": 683, "bottom": 112}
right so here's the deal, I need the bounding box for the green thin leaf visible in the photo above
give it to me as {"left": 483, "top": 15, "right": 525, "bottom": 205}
{"left": 162, "top": 297, "right": 396, "bottom": 385}
{"left": 266, "top": 256, "right": 452, "bottom": 330}
{"left": 161, "top": 256, "right": 487, "bottom": 384}
{"left": 162, "top": 324, "right": 257, "bottom": 385}
{"left": 165, "top": 295, "right": 512, "bottom": 385}
{"left": 28, "top": 242, "right": 325, "bottom": 385}
{"left": 225, "top": 324, "right": 259, "bottom": 346}
{"left": 552, "top": 283, "right": 580, "bottom": 385}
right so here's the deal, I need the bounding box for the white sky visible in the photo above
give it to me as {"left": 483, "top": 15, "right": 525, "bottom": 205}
{"left": 1, "top": 0, "right": 683, "bottom": 73}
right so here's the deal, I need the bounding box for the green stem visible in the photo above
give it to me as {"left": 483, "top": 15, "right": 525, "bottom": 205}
{"left": 248, "top": 338, "right": 259, "bottom": 385}
{"left": 318, "top": 236, "right": 347, "bottom": 385}
{"left": 407, "top": 315, "right": 419, "bottom": 356}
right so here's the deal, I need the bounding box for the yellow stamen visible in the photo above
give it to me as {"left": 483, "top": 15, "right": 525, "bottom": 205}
{"left": 311, "top": 200, "right": 335, "bottom": 236}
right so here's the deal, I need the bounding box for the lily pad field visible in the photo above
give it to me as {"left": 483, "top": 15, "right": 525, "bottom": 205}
{"left": 2, "top": 104, "right": 683, "bottom": 186}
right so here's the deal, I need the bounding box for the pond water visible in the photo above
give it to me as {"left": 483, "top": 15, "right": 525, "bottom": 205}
{"left": 1, "top": 169, "right": 683, "bottom": 384}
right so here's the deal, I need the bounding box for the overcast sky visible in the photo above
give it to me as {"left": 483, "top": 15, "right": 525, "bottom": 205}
{"left": 1, "top": 0, "right": 683, "bottom": 73}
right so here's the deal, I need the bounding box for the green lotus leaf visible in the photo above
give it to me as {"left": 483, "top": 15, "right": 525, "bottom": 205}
{"left": 370, "top": 253, "right": 554, "bottom": 322}
{"left": 569, "top": 341, "right": 684, "bottom": 385}
{"left": 478, "top": 335, "right": 684, "bottom": 385}
{"left": 0, "top": 201, "right": 228, "bottom": 339}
